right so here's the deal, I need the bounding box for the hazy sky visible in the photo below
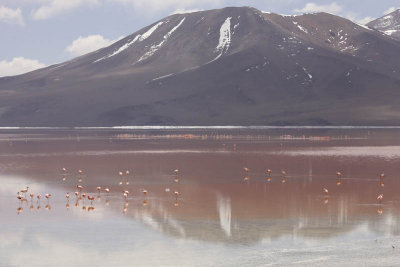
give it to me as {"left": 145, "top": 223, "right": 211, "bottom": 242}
{"left": 1, "top": 0, "right": 399, "bottom": 76}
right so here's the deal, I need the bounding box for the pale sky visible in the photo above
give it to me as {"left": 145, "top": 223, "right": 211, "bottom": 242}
{"left": 1, "top": 0, "right": 399, "bottom": 77}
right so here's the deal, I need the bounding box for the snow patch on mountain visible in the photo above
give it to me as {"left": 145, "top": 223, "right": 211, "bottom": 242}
{"left": 207, "top": 17, "right": 232, "bottom": 63}
{"left": 138, "top": 18, "right": 185, "bottom": 62}
{"left": 94, "top": 35, "right": 140, "bottom": 63}
{"left": 139, "top": 21, "right": 164, "bottom": 41}
{"left": 94, "top": 21, "right": 164, "bottom": 63}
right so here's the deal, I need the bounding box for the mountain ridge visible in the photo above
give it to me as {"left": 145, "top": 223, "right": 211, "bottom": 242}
{"left": 1, "top": 6, "right": 400, "bottom": 126}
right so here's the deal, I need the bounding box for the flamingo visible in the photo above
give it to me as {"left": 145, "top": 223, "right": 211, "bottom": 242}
{"left": 74, "top": 191, "right": 79, "bottom": 198}
{"left": 62, "top": 167, "right": 67, "bottom": 172}
{"left": 17, "top": 192, "right": 23, "bottom": 202}
{"left": 78, "top": 169, "right": 83, "bottom": 175}
{"left": 97, "top": 186, "right": 101, "bottom": 193}
{"left": 87, "top": 195, "right": 95, "bottom": 205}
{"left": 165, "top": 188, "right": 170, "bottom": 192}
{"left": 77, "top": 185, "right": 83, "bottom": 192}
{"left": 123, "top": 190, "right": 130, "bottom": 200}
{"left": 82, "top": 192, "right": 86, "bottom": 198}
{"left": 37, "top": 194, "right": 41, "bottom": 203}
{"left": 323, "top": 188, "right": 329, "bottom": 195}
{"left": 45, "top": 194, "right": 51, "bottom": 202}
{"left": 377, "top": 194, "right": 383, "bottom": 203}
{"left": 119, "top": 171, "right": 123, "bottom": 176}
{"left": 380, "top": 173, "right": 385, "bottom": 179}
{"left": 243, "top": 167, "right": 250, "bottom": 173}
{"left": 126, "top": 170, "right": 130, "bottom": 175}
{"left": 66, "top": 193, "right": 70, "bottom": 201}
{"left": 174, "top": 191, "right": 179, "bottom": 198}
{"left": 29, "top": 193, "right": 34, "bottom": 201}
{"left": 20, "top": 186, "right": 29, "bottom": 197}
{"left": 266, "top": 169, "right": 272, "bottom": 175}
{"left": 174, "top": 169, "right": 179, "bottom": 175}
{"left": 142, "top": 189, "right": 148, "bottom": 196}
{"left": 336, "top": 172, "right": 342, "bottom": 178}
{"left": 281, "top": 170, "right": 287, "bottom": 176}
{"left": 104, "top": 188, "right": 110, "bottom": 193}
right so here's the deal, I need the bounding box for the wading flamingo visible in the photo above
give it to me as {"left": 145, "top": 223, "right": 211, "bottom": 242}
{"left": 20, "top": 186, "right": 29, "bottom": 197}
{"left": 377, "top": 194, "right": 383, "bottom": 204}
{"left": 323, "top": 188, "right": 329, "bottom": 195}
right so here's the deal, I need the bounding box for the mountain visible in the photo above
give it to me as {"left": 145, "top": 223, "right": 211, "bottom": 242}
{"left": 1, "top": 6, "right": 400, "bottom": 126}
{"left": 367, "top": 9, "right": 400, "bottom": 41}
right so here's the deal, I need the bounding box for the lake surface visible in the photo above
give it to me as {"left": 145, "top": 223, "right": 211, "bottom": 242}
{"left": 1, "top": 127, "right": 400, "bottom": 266}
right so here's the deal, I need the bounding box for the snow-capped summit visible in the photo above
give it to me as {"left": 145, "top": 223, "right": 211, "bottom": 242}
{"left": 367, "top": 9, "right": 400, "bottom": 40}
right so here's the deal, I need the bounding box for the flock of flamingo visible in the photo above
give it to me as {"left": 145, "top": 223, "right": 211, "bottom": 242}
{"left": 16, "top": 168, "right": 181, "bottom": 215}
{"left": 242, "top": 168, "right": 387, "bottom": 213}
{"left": 15, "top": 164, "right": 387, "bottom": 215}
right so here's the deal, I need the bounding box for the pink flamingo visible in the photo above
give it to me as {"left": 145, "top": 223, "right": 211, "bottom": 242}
{"left": 45, "top": 194, "right": 51, "bottom": 203}
{"left": 17, "top": 192, "right": 23, "bottom": 202}
{"left": 87, "top": 195, "right": 95, "bottom": 205}
{"left": 323, "top": 188, "right": 329, "bottom": 195}
{"left": 20, "top": 186, "right": 29, "bottom": 197}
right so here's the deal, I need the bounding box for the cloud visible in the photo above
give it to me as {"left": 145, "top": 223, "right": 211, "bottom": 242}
{"left": 65, "top": 34, "right": 121, "bottom": 57}
{"left": 32, "top": 0, "right": 100, "bottom": 20}
{"left": 384, "top": 6, "right": 400, "bottom": 15}
{"left": 114, "top": 0, "right": 219, "bottom": 13}
{"left": 171, "top": 8, "right": 203, "bottom": 15}
{"left": 0, "top": 57, "right": 46, "bottom": 77}
{"left": 293, "top": 2, "right": 343, "bottom": 14}
{"left": 293, "top": 2, "right": 375, "bottom": 25}
{"left": 0, "top": 5, "right": 24, "bottom": 26}
{"left": 354, "top": 16, "right": 374, "bottom": 25}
